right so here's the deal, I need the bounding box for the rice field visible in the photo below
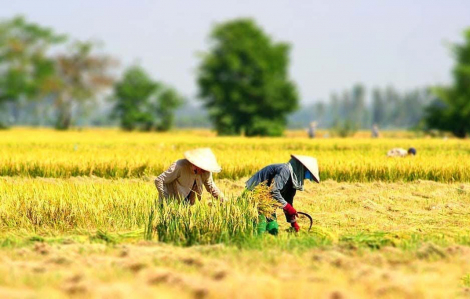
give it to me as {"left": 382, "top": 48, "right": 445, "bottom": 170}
{"left": 1, "top": 128, "right": 470, "bottom": 298}
{"left": 1, "top": 128, "right": 470, "bottom": 181}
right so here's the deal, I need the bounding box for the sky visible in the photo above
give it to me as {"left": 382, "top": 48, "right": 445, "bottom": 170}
{"left": 1, "top": 0, "right": 469, "bottom": 105}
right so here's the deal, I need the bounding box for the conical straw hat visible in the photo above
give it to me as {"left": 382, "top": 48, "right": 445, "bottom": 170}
{"left": 184, "top": 148, "right": 221, "bottom": 173}
{"left": 291, "top": 154, "right": 320, "bottom": 183}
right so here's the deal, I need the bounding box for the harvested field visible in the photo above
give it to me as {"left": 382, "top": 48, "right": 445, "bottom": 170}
{"left": 0, "top": 129, "right": 469, "bottom": 298}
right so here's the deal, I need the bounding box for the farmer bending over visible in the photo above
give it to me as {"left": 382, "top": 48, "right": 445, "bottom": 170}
{"left": 155, "top": 148, "right": 224, "bottom": 205}
{"left": 245, "top": 154, "right": 320, "bottom": 234}
{"left": 387, "top": 147, "right": 416, "bottom": 157}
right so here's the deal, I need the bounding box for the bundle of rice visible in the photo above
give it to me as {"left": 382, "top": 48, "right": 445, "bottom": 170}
{"left": 242, "top": 182, "right": 282, "bottom": 217}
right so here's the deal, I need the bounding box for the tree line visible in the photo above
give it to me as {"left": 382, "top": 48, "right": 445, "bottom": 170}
{"left": 1, "top": 16, "right": 469, "bottom": 137}
{"left": 0, "top": 16, "right": 184, "bottom": 131}
{"left": 289, "top": 85, "right": 434, "bottom": 130}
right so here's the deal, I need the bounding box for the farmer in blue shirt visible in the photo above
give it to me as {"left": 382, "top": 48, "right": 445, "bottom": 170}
{"left": 245, "top": 154, "right": 320, "bottom": 235}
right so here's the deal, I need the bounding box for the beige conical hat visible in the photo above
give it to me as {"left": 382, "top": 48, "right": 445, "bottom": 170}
{"left": 184, "top": 148, "right": 221, "bottom": 173}
{"left": 291, "top": 154, "right": 320, "bottom": 183}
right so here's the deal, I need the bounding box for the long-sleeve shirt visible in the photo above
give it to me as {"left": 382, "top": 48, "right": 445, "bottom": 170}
{"left": 155, "top": 159, "right": 223, "bottom": 204}
{"left": 245, "top": 163, "right": 296, "bottom": 207}
{"left": 387, "top": 148, "right": 408, "bottom": 157}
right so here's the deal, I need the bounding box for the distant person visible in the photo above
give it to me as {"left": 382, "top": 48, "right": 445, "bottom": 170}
{"left": 387, "top": 147, "right": 417, "bottom": 157}
{"left": 371, "top": 124, "right": 380, "bottom": 138}
{"left": 308, "top": 121, "right": 317, "bottom": 138}
{"left": 155, "top": 148, "right": 225, "bottom": 205}
{"left": 245, "top": 154, "right": 320, "bottom": 235}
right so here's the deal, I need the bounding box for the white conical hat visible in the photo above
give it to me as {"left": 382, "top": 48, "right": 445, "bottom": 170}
{"left": 184, "top": 148, "right": 221, "bottom": 173}
{"left": 291, "top": 154, "right": 320, "bottom": 183}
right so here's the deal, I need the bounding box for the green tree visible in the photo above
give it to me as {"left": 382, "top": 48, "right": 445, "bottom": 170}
{"left": 383, "top": 86, "right": 400, "bottom": 127}
{"left": 314, "top": 102, "right": 325, "bottom": 125}
{"left": 331, "top": 120, "right": 358, "bottom": 138}
{"left": 371, "top": 88, "right": 385, "bottom": 126}
{"left": 154, "top": 87, "right": 185, "bottom": 131}
{"left": 351, "top": 84, "right": 366, "bottom": 127}
{"left": 52, "top": 41, "right": 115, "bottom": 130}
{"left": 112, "top": 66, "right": 157, "bottom": 131}
{"left": 0, "top": 16, "right": 66, "bottom": 128}
{"left": 197, "top": 18, "right": 298, "bottom": 136}
{"left": 425, "top": 29, "right": 470, "bottom": 138}
{"left": 329, "top": 92, "right": 340, "bottom": 125}
{"left": 340, "top": 91, "right": 351, "bottom": 121}
{"left": 111, "top": 66, "right": 184, "bottom": 131}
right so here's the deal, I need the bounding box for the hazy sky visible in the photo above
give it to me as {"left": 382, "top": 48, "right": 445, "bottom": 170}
{"left": 2, "top": 0, "right": 469, "bottom": 104}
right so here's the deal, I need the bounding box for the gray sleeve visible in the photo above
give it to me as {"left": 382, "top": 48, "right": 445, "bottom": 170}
{"left": 245, "top": 175, "right": 259, "bottom": 190}
{"left": 270, "top": 168, "right": 290, "bottom": 206}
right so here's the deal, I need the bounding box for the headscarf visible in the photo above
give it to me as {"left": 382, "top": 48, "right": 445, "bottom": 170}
{"left": 288, "top": 158, "right": 305, "bottom": 191}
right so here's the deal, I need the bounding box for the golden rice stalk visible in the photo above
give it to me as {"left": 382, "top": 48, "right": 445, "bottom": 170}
{"left": 244, "top": 182, "right": 283, "bottom": 217}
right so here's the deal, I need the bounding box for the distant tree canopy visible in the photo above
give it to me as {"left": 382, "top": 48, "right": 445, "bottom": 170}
{"left": 425, "top": 28, "right": 470, "bottom": 138}
{"left": 0, "top": 16, "right": 116, "bottom": 130}
{"left": 197, "top": 18, "right": 298, "bottom": 136}
{"left": 52, "top": 41, "right": 116, "bottom": 130}
{"left": 289, "top": 84, "right": 434, "bottom": 130}
{"left": 0, "top": 16, "right": 66, "bottom": 127}
{"left": 111, "top": 66, "right": 184, "bottom": 131}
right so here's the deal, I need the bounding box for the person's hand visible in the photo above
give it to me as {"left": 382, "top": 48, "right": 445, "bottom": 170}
{"left": 291, "top": 222, "right": 300, "bottom": 232}
{"left": 207, "top": 196, "right": 225, "bottom": 207}
{"left": 283, "top": 203, "right": 298, "bottom": 221}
